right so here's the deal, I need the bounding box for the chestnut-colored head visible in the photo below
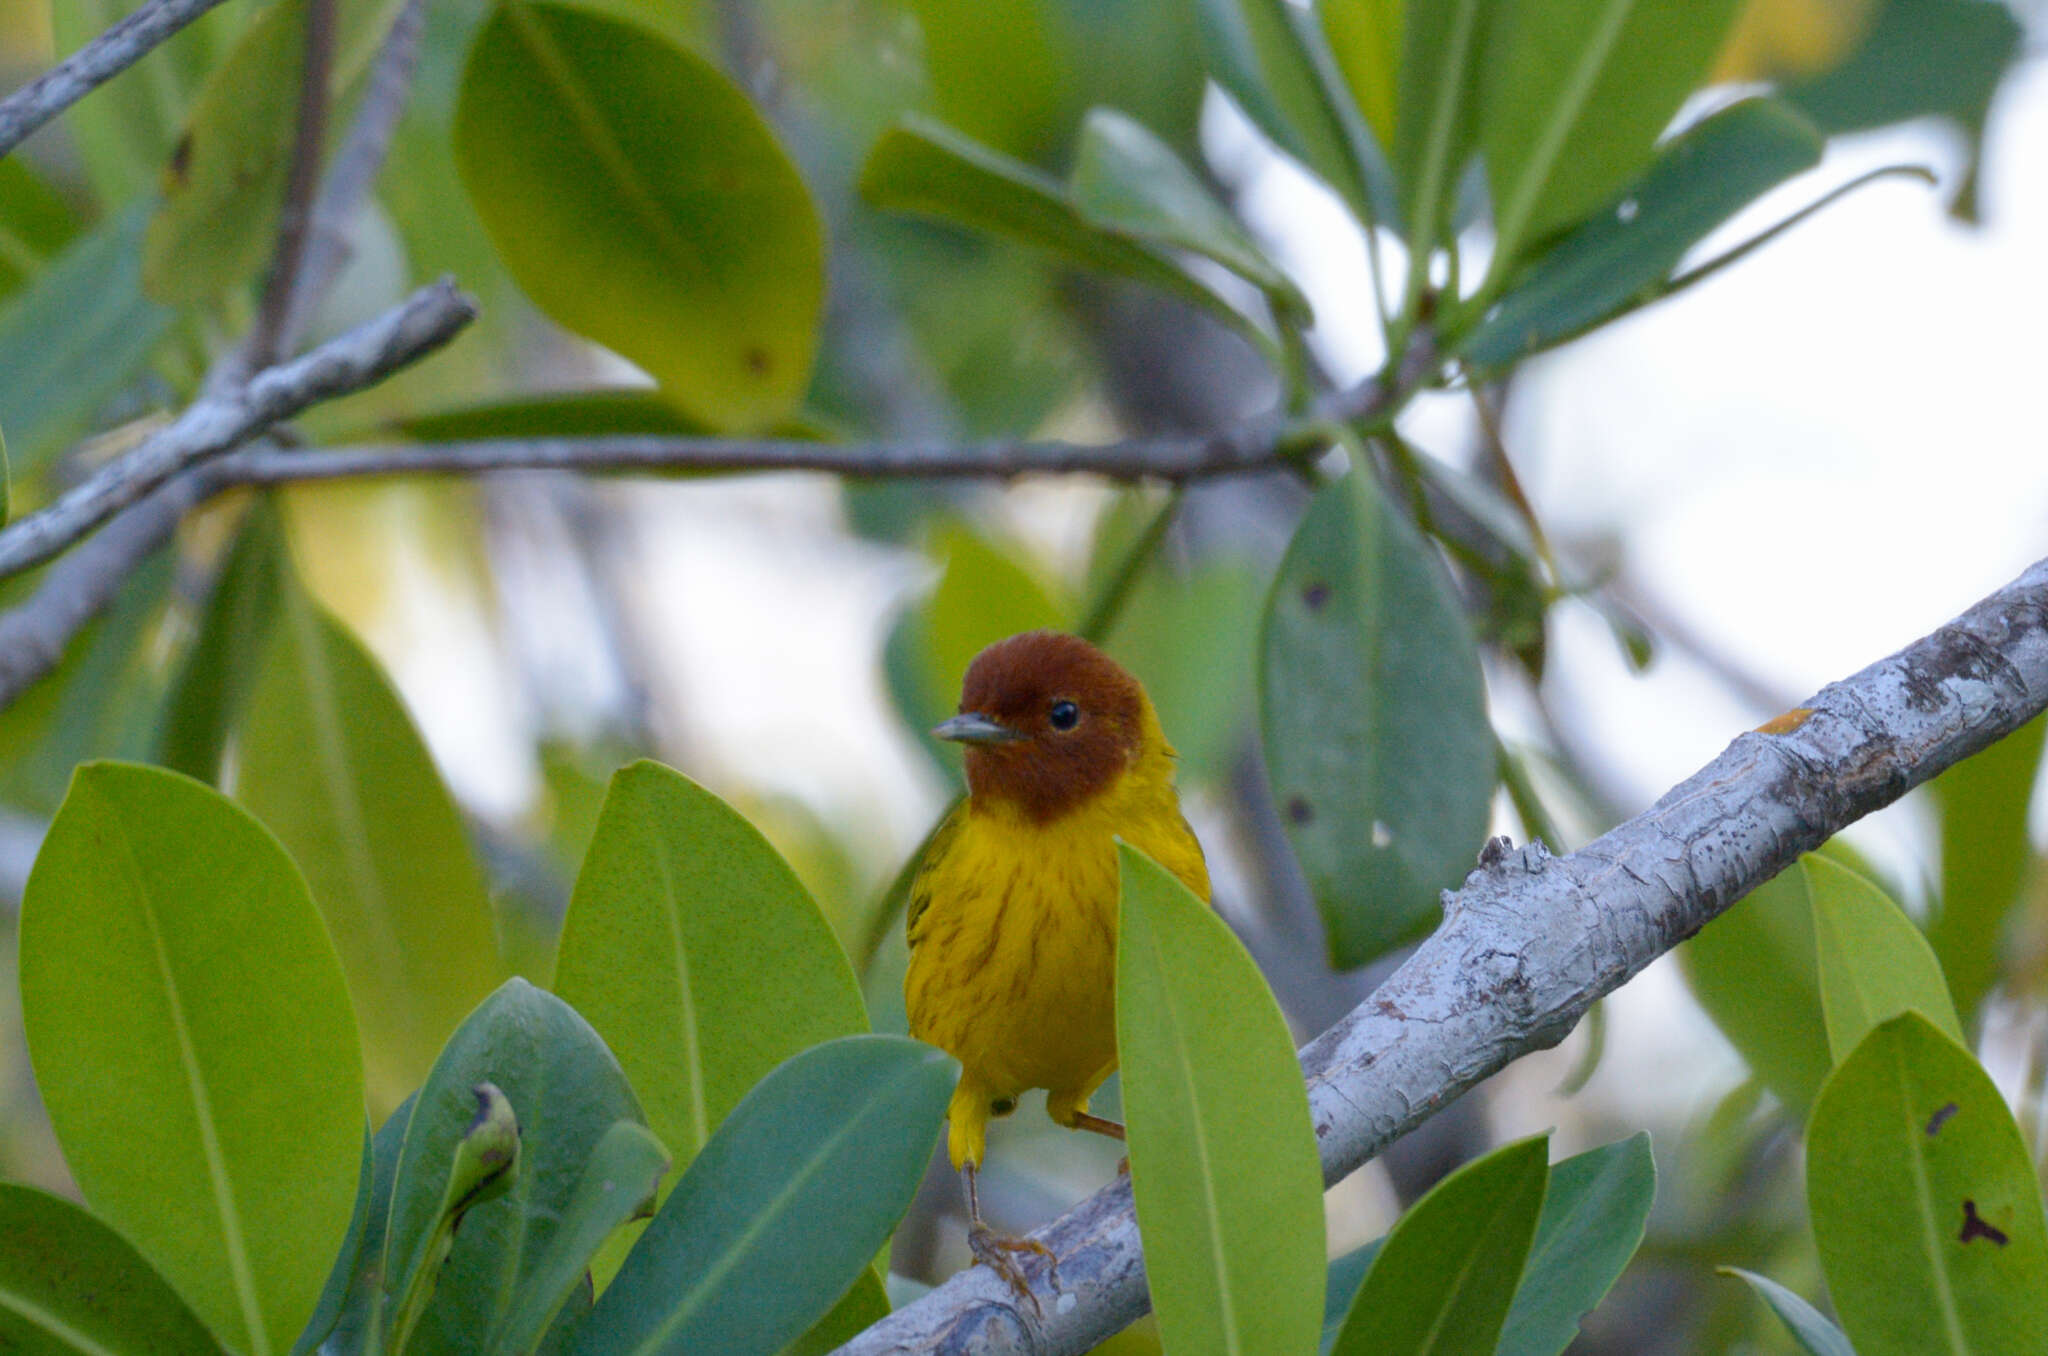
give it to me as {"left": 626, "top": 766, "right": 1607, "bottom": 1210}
{"left": 934, "top": 631, "right": 1154, "bottom": 822}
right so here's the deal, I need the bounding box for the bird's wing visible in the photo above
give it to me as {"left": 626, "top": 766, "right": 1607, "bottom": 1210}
{"left": 907, "top": 801, "right": 970, "bottom": 946}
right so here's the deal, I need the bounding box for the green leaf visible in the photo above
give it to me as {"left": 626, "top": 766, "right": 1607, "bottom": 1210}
{"left": 909, "top": 0, "right": 1074, "bottom": 160}
{"left": 155, "top": 498, "right": 286, "bottom": 784}
{"left": 291, "top": 1122, "right": 372, "bottom": 1356}
{"left": 1261, "top": 471, "right": 1496, "bottom": 968}
{"left": 235, "top": 557, "right": 504, "bottom": 1113}
{"left": 1784, "top": 0, "right": 2021, "bottom": 218}
{"left": 1329, "top": 1135, "right": 1550, "bottom": 1355}
{"left": 19, "top": 762, "right": 365, "bottom": 1356}
{"left": 51, "top": 0, "right": 244, "bottom": 209}
{"left": 377, "top": 979, "right": 649, "bottom": 1355}
{"left": 1070, "top": 107, "right": 1308, "bottom": 316}
{"left": 1116, "top": 844, "right": 1324, "bottom": 1356}
{"left": 1321, "top": 1242, "right": 1383, "bottom": 1353}
{"left": 1321, "top": 0, "right": 1402, "bottom": 155}
{"left": 1807, "top": 854, "right": 1965, "bottom": 1063}
{"left": 1807, "top": 1012, "right": 2048, "bottom": 1356}
{"left": 1680, "top": 862, "right": 1831, "bottom": 1118}
{"left": 1476, "top": 0, "right": 1744, "bottom": 276}
{"left": 309, "top": 1096, "right": 414, "bottom": 1356}
{"left": 573, "top": 1035, "right": 954, "bottom": 1356}
{"left": 144, "top": 0, "right": 406, "bottom": 302}
{"left": 454, "top": 2, "right": 824, "bottom": 432}
{"left": 1391, "top": 0, "right": 1491, "bottom": 248}
{"left": 493, "top": 1122, "right": 670, "bottom": 1354}
{"left": 1459, "top": 98, "right": 1825, "bottom": 369}
{"left": 1719, "top": 1268, "right": 1857, "bottom": 1356}
{"left": 1194, "top": 0, "right": 1379, "bottom": 219}
{"left": 385, "top": 1084, "right": 523, "bottom": 1354}
{"left": 1928, "top": 713, "right": 2046, "bottom": 1027}
{"left": 0, "top": 201, "right": 173, "bottom": 479}
{"left": 0, "top": 1183, "right": 227, "bottom": 1355}
{"left": 0, "top": 157, "right": 80, "bottom": 304}
{"left": 551, "top": 761, "right": 869, "bottom": 1174}
{"left": 859, "top": 116, "right": 1273, "bottom": 361}
{"left": 389, "top": 389, "right": 719, "bottom": 441}
{"left": 1497, "top": 1133, "right": 1655, "bottom": 1356}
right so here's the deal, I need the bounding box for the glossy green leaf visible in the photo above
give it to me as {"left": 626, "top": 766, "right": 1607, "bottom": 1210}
{"left": 1117, "top": 844, "right": 1324, "bottom": 1356}
{"left": 0, "top": 1183, "right": 226, "bottom": 1355}
{"left": 1460, "top": 98, "right": 1825, "bottom": 369}
{"left": 1391, "top": 0, "right": 1491, "bottom": 247}
{"left": 860, "top": 117, "right": 1270, "bottom": 359}
{"left": 1071, "top": 108, "right": 1307, "bottom": 314}
{"left": 1476, "top": 0, "right": 1743, "bottom": 275}
{"left": 0, "top": 201, "right": 173, "bottom": 478}
{"left": 493, "top": 1121, "right": 669, "bottom": 1354}
{"left": 378, "top": 979, "right": 647, "bottom": 1355}
{"left": 1194, "top": 0, "right": 1379, "bottom": 219}
{"left": 1321, "top": 0, "right": 1402, "bottom": 154}
{"left": 1324, "top": 1135, "right": 1653, "bottom": 1356}
{"left": 1785, "top": 0, "right": 2020, "bottom": 218}
{"left": 291, "top": 1122, "right": 372, "bottom": 1356}
{"left": 1680, "top": 863, "right": 1831, "bottom": 1117}
{"left": 1807, "top": 1012, "right": 2048, "bottom": 1355}
{"left": 385, "top": 1084, "right": 523, "bottom": 1353}
{"left": 0, "top": 157, "right": 80, "bottom": 303}
{"left": 1329, "top": 1135, "right": 1549, "bottom": 1355}
{"left": 144, "top": 0, "right": 406, "bottom": 302}
{"left": 1497, "top": 1133, "right": 1655, "bottom": 1356}
{"left": 52, "top": 0, "right": 245, "bottom": 208}
{"left": 155, "top": 498, "right": 286, "bottom": 784}
{"left": 1261, "top": 471, "right": 1495, "bottom": 967}
{"left": 311, "top": 1096, "right": 414, "bottom": 1356}
{"left": 1720, "top": 1268, "right": 1856, "bottom": 1356}
{"left": 1807, "top": 854, "right": 1964, "bottom": 1064}
{"left": 1928, "top": 713, "right": 2046, "bottom": 1027}
{"left": 552, "top": 760, "right": 869, "bottom": 1175}
{"left": 574, "top": 1035, "right": 954, "bottom": 1356}
{"left": 455, "top": 2, "right": 824, "bottom": 432}
{"left": 235, "top": 558, "right": 504, "bottom": 1114}
{"left": 19, "top": 762, "right": 365, "bottom": 1356}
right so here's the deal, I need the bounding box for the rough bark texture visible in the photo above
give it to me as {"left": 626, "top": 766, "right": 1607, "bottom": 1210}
{"left": 836, "top": 555, "right": 2048, "bottom": 1354}
{"left": 0, "top": 0, "right": 234, "bottom": 158}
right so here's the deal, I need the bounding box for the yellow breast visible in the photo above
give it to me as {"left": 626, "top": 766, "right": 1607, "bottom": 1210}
{"left": 904, "top": 767, "right": 1209, "bottom": 1103}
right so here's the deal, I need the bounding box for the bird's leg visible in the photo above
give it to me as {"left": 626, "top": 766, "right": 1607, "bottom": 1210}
{"left": 1065, "top": 1111, "right": 1125, "bottom": 1141}
{"left": 963, "top": 1164, "right": 1060, "bottom": 1310}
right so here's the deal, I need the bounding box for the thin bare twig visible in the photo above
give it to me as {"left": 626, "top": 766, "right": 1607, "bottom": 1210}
{"left": 283, "top": 0, "right": 428, "bottom": 350}
{"left": 244, "top": 0, "right": 339, "bottom": 370}
{"left": 0, "top": 280, "right": 474, "bottom": 584}
{"left": 0, "top": 0, "right": 234, "bottom": 159}
{"left": 838, "top": 556, "right": 2048, "bottom": 1353}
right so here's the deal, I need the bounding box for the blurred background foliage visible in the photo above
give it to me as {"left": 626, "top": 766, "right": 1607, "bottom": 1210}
{"left": 0, "top": 0, "right": 2043, "bottom": 1350}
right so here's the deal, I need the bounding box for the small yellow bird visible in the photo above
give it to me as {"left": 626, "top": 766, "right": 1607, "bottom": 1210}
{"left": 906, "top": 630, "right": 1210, "bottom": 1295}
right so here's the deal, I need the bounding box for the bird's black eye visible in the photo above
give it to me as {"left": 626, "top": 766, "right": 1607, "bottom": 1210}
{"left": 1049, "top": 700, "right": 1079, "bottom": 731}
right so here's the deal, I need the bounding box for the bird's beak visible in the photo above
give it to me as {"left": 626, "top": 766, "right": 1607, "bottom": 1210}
{"left": 932, "top": 712, "right": 1025, "bottom": 745}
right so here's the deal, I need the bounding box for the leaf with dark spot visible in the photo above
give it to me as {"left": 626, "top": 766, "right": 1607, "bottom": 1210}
{"left": 1926, "top": 1102, "right": 1959, "bottom": 1137}
{"left": 1960, "top": 1200, "right": 2010, "bottom": 1247}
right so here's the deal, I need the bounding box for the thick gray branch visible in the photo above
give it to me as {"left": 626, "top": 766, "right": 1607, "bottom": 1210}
{"left": 0, "top": 280, "right": 473, "bottom": 582}
{"left": 0, "top": 0, "right": 234, "bottom": 159}
{"left": 837, "top": 556, "right": 2048, "bottom": 1354}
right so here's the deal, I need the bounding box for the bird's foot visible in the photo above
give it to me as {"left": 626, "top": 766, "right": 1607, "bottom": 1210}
{"left": 968, "top": 1223, "right": 1061, "bottom": 1313}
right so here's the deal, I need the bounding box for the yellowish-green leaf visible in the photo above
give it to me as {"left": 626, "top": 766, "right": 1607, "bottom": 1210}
{"left": 20, "top": 763, "right": 364, "bottom": 1356}
{"left": 1928, "top": 712, "right": 2046, "bottom": 1027}
{"left": 1322, "top": 0, "right": 1403, "bottom": 154}
{"left": 1808, "top": 1013, "right": 2048, "bottom": 1355}
{"left": 1117, "top": 844, "right": 1324, "bottom": 1355}
{"left": 454, "top": 2, "right": 825, "bottom": 432}
{"left": 1806, "top": 854, "right": 1964, "bottom": 1064}
{"left": 235, "top": 556, "right": 504, "bottom": 1114}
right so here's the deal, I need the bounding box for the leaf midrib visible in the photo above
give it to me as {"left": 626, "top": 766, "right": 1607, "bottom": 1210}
{"left": 504, "top": 6, "right": 714, "bottom": 294}
{"left": 633, "top": 1058, "right": 925, "bottom": 1354}
{"left": 650, "top": 829, "right": 712, "bottom": 1153}
{"left": 0, "top": 1282, "right": 125, "bottom": 1356}
{"left": 1491, "top": 0, "right": 1637, "bottom": 261}
{"left": 1894, "top": 1051, "right": 1971, "bottom": 1352}
{"left": 101, "top": 787, "right": 269, "bottom": 1356}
